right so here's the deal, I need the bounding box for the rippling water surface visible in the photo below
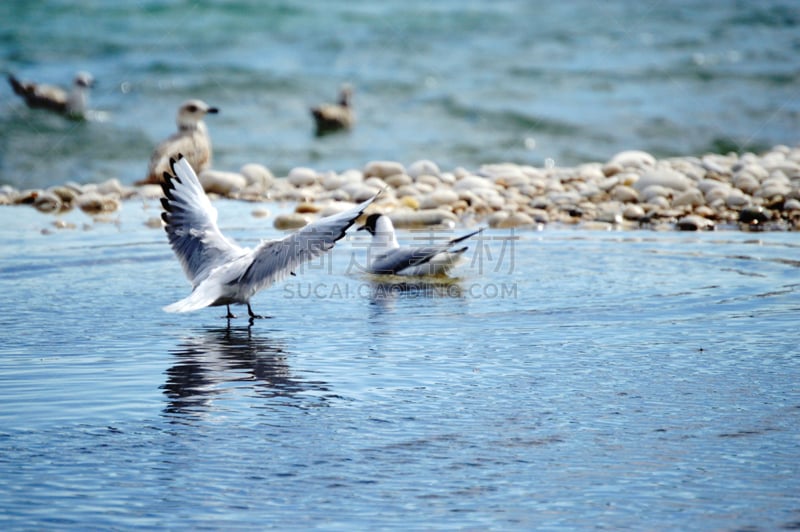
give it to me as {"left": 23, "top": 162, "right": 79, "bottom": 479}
{"left": 0, "top": 203, "right": 798, "bottom": 529}
{"left": 1, "top": 0, "right": 798, "bottom": 188}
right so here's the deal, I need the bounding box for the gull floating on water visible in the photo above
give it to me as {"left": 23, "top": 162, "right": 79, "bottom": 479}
{"left": 139, "top": 99, "right": 218, "bottom": 185}
{"left": 357, "top": 213, "right": 483, "bottom": 276}
{"left": 161, "top": 154, "right": 379, "bottom": 319}
{"left": 311, "top": 84, "right": 354, "bottom": 135}
{"left": 8, "top": 71, "right": 94, "bottom": 118}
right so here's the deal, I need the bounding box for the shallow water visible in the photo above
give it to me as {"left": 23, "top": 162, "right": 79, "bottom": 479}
{"left": 1, "top": 203, "right": 799, "bottom": 529}
{"left": 1, "top": 0, "right": 799, "bottom": 188}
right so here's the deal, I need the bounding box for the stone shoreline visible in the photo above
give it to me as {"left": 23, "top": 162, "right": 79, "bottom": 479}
{"left": 2, "top": 144, "right": 799, "bottom": 232}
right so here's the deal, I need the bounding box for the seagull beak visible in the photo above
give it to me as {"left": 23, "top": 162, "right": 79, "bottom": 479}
{"left": 207, "top": 107, "right": 219, "bottom": 114}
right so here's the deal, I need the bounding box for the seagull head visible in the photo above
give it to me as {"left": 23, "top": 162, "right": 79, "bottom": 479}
{"left": 338, "top": 83, "right": 353, "bottom": 107}
{"left": 73, "top": 71, "right": 95, "bottom": 89}
{"left": 357, "top": 213, "right": 380, "bottom": 235}
{"left": 176, "top": 99, "right": 219, "bottom": 129}
{"left": 358, "top": 213, "right": 395, "bottom": 236}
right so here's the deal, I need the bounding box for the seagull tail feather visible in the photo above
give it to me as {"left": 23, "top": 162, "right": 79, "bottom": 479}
{"left": 163, "top": 283, "right": 222, "bottom": 313}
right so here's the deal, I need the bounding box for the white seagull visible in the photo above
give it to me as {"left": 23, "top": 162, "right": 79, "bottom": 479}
{"left": 160, "top": 154, "right": 379, "bottom": 319}
{"left": 139, "top": 99, "right": 218, "bottom": 185}
{"left": 357, "top": 213, "right": 483, "bottom": 276}
{"left": 8, "top": 71, "right": 94, "bottom": 118}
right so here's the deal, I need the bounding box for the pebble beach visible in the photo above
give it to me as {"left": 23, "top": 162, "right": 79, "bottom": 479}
{"left": 3, "top": 144, "right": 799, "bottom": 233}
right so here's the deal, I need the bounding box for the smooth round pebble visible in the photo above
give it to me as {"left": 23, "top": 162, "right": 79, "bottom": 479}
{"left": 240, "top": 163, "right": 274, "bottom": 189}
{"left": 384, "top": 173, "right": 413, "bottom": 188}
{"left": 671, "top": 188, "right": 705, "bottom": 208}
{"left": 488, "top": 211, "right": 535, "bottom": 228}
{"left": 635, "top": 167, "right": 690, "bottom": 192}
{"left": 287, "top": 167, "right": 318, "bottom": 187}
{"left": 623, "top": 204, "right": 646, "bottom": 220}
{"left": 389, "top": 209, "right": 457, "bottom": 228}
{"left": 611, "top": 185, "right": 639, "bottom": 203}
{"left": 784, "top": 198, "right": 800, "bottom": 211}
{"left": 295, "top": 202, "right": 321, "bottom": 214}
{"left": 419, "top": 189, "right": 459, "bottom": 210}
{"left": 96, "top": 178, "right": 125, "bottom": 196}
{"left": 49, "top": 186, "right": 79, "bottom": 204}
{"left": 454, "top": 175, "right": 493, "bottom": 191}
{"left": 725, "top": 189, "right": 751, "bottom": 208}
{"left": 320, "top": 172, "right": 349, "bottom": 191}
{"left": 76, "top": 192, "right": 120, "bottom": 215}
{"left": 33, "top": 192, "right": 63, "bottom": 214}
{"left": 364, "top": 160, "right": 405, "bottom": 179}
{"left": 676, "top": 214, "right": 715, "bottom": 231}
{"left": 274, "top": 213, "right": 311, "bottom": 230}
{"left": 343, "top": 184, "right": 381, "bottom": 202}
{"left": 52, "top": 219, "right": 76, "bottom": 230}
{"left": 400, "top": 196, "right": 420, "bottom": 210}
{"left": 199, "top": 169, "right": 248, "bottom": 196}
{"left": 407, "top": 160, "right": 441, "bottom": 179}
{"left": 608, "top": 150, "right": 656, "bottom": 169}
{"left": 595, "top": 206, "right": 623, "bottom": 224}
{"left": 738, "top": 206, "right": 769, "bottom": 226}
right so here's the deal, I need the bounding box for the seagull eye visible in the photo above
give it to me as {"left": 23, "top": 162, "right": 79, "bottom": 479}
{"left": 186, "top": 105, "right": 198, "bottom": 112}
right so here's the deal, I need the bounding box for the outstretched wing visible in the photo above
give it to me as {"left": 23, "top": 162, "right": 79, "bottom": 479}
{"left": 160, "top": 155, "right": 244, "bottom": 286}
{"left": 239, "top": 193, "right": 380, "bottom": 292}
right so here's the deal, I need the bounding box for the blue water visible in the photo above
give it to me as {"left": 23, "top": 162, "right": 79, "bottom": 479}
{"left": 1, "top": 0, "right": 799, "bottom": 188}
{"left": 0, "top": 202, "right": 798, "bottom": 529}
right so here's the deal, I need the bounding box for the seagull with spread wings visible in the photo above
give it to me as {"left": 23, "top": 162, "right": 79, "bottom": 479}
{"left": 160, "top": 155, "right": 379, "bottom": 319}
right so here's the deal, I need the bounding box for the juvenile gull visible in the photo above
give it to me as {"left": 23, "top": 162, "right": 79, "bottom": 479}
{"left": 8, "top": 71, "right": 94, "bottom": 118}
{"left": 311, "top": 84, "right": 354, "bottom": 135}
{"left": 357, "top": 213, "right": 483, "bottom": 276}
{"left": 161, "top": 154, "right": 379, "bottom": 319}
{"left": 139, "top": 99, "right": 218, "bottom": 185}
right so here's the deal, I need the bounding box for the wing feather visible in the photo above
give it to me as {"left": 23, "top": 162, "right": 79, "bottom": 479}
{"left": 369, "top": 228, "right": 483, "bottom": 274}
{"left": 370, "top": 246, "right": 447, "bottom": 274}
{"left": 160, "top": 155, "right": 244, "bottom": 285}
{"left": 240, "top": 193, "right": 380, "bottom": 292}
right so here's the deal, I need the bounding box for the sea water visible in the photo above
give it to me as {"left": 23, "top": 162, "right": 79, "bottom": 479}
{"left": 0, "top": 202, "right": 798, "bottom": 529}
{"left": 1, "top": 0, "right": 798, "bottom": 188}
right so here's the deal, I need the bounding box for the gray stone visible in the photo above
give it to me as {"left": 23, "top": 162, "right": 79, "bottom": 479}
{"left": 273, "top": 213, "right": 311, "bottom": 230}
{"left": 199, "top": 169, "right": 248, "bottom": 196}
{"left": 407, "top": 159, "right": 441, "bottom": 179}
{"left": 676, "top": 214, "right": 714, "bottom": 231}
{"left": 671, "top": 188, "right": 705, "bottom": 208}
{"left": 635, "top": 167, "right": 691, "bottom": 192}
{"left": 364, "top": 160, "right": 406, "bottom": 179}
{"left": 608, "top": 150, "right": 656, "bottom": 169}
{"left": 288, "top": 167, "right": 318, "bottom": 187}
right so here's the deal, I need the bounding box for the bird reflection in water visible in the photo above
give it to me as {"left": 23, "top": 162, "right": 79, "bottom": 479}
{"left": 162, "top": 325, "right": 328, "bottom": 419}
{"left": 366, "top": 276, "right": 465, "bottom": 310}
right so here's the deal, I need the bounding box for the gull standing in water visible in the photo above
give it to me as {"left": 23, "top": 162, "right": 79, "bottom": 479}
{"left": 161, "top": 154, "right": 379, "bottom": 319}
{"left": 139, "top": 99, "right": 217, "bottom": 185}
{"left": 357, "top": 213, "right": 483, "bottom": 276}
{"left": 8, "top": 71, "right": 94, "bottom": 119}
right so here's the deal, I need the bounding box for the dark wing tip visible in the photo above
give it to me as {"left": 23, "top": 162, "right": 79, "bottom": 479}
{"left": 449, "top": 227, "right": 484, "bottom": 246}
{"left": 168, "top": 153, "right": 185, "bottom": 175}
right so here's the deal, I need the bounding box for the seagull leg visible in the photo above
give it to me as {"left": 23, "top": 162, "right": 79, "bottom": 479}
{"left": 225, "top": 305, "right": 237, "bottom": 319}
{"left": 247, "top": 303, "right": 265, "bottom": 319}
